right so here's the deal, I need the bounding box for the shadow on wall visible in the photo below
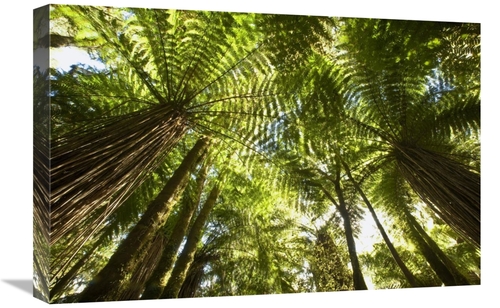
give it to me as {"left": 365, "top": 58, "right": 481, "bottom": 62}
{"left": 2, "top": 279, "right": 33, "bottom": 295}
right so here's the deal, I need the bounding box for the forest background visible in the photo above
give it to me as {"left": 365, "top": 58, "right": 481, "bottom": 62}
{"left": 1, "top": 0, "right": 498, "bottom": 308}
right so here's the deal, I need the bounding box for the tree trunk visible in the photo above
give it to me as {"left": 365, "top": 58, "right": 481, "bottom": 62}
{"left": 311, "top": 228, "right": 353, "bottom": 291}
{"left": 161, "top": 180, "right": 224, "bottom": 298}
{"left": 395, "top": 144, "right": 480, "bottom": 248}
{"left": 365, "top": 205, "right": 424, "bottom": 287}
{"left": 405, "top": 207, "right": 470, "bottom": 285}
{"left": 78, "top": 137, "right": 210, "bottom": 302}
{"left": 50, "top": 105, "right": 188, "bottom": 247}
{"left": 178, "top": 248, "right": 218, "bottom": 298}
{"left": 338, "top": 156, "right": 423, "bottom": 288}
{"left": 115, "top": 232, "right": 167, "bottom": 300}
{"left": 321, "top": 183, "right": 368, "bottom": 291}
{"left": 141, "top": 162, "right": 209, "bottom": 299}
{"left": 177, "top": 263, "right": 205, "bottom": 298}
{"left": 402, "top": 206, "right": 457, "bottom": 286}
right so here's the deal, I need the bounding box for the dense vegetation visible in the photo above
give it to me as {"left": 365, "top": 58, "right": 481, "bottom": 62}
{"left": 33, "top": 5, "right": 480, "bottom": 303}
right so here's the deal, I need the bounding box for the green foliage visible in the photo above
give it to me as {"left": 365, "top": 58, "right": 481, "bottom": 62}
{"left": 309, "top": 226, "right": 353, "bottom": 291}
{"left": 360, "top": 242, "right": 441, "bottom": 289}
{"left": 45, "top": 5, "right": 480, "bottom": 300}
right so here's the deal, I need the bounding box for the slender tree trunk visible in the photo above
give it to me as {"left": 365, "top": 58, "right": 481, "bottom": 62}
{"left": 178, "top": 249, "right": 216, "bottom": 298}
{"left": 360, "top": 199, "right": 423, "bottom": 287}
{"left": 178, "top": 262, "right": 205, "bottom": 298}
{"left": 141, "top": 162, "right": 209, "bottom": 299}
{"left": 402, "top": 206, "right": 457, "bottom": 286}
{"left": 78, "top": 137, "right": 210, "bottom": 302}
{"left": 321, "top": 183, "right": 368, "bottom": 291}
{"left": 338, "top": 156, "right": 423, "bottom": 288}
{"left": 161, "top": 180, "right": 224, "bottom": 298}
{"left": 405, "top": 207, "right": 470, "bottom": 285}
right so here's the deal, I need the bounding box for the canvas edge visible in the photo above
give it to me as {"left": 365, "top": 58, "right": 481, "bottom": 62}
{"left": 33, "top": 4, "right": 51, "bottom": 303}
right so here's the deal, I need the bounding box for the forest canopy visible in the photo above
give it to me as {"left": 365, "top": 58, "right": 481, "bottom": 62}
{"left": 33, "top": 4, "right": 480, "bottom": 303}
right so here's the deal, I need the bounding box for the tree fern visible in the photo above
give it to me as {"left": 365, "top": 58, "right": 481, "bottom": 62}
{"left": 49, "top": 5, "right": 286, "bottom": 256}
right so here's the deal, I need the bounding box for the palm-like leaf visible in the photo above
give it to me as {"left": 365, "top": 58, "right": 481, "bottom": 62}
{"left": 335, "top": 18, "right": 480, "bottom": 248}
{"left": 50, "top": 5, "right": 281, "bottom": 255}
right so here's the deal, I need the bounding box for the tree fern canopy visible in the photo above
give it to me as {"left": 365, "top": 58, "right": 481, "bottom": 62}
{"left": 36, "top": 4, "right": 480, "bottom": 302}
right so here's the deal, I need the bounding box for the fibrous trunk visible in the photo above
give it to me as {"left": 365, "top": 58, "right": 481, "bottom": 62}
{"left": 395, "top": 145, "right": 480, "bottom": 248}
{"left": 50, "top": 104, "right": 188, "bottom": 248}
{"left": 78, "top": 137, "right": 209, "bottom": 302}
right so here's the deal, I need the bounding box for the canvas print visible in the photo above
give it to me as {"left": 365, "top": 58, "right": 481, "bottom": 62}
{"left": 33, "top": 4, "right": 481, "bottom": 304}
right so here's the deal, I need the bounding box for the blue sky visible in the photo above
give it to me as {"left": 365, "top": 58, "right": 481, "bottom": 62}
{"left": 51, "top": 46, "right": 106, "bottom": 72}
